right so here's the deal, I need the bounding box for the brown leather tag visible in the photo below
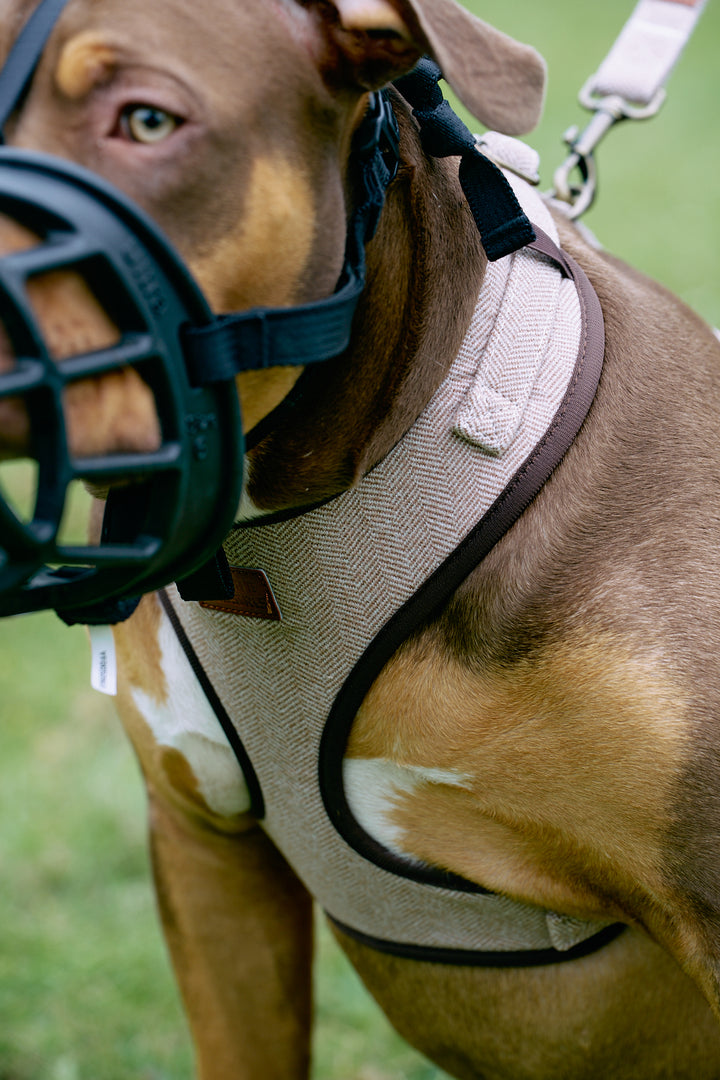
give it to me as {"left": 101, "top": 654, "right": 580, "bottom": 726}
{"left": 199, "top": 566, "right": 282, "bottom": 621}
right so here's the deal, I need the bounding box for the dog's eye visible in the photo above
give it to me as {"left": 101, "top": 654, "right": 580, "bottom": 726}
{"left": 119, "top": 105, "right": 181, "bottom": 144}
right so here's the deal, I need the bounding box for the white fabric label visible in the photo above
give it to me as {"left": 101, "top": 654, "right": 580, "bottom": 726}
{"left": 89, "top": 625, "right": 117, "bottom": 696}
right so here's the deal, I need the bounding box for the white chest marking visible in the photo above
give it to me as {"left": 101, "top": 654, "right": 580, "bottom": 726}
{"left": 342, "top": 758, "right": 472, "bottom": 860}
{"left": 131, "top": 608, "right": 251, "bottom": 817}
{"left": 236, "top": 458, "right": 265, "bottom": 523}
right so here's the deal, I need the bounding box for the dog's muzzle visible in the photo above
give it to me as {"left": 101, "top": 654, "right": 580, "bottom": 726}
{"left": 0, "top": 108, "right": 398, "bottom": 623}
{"left": 0, "top": 150, "right": 244, "bottom": 620}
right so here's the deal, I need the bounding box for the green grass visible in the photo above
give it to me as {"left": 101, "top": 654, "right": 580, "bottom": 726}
{"left": 1, "top": 1, "right": 719, "bottom": 1076}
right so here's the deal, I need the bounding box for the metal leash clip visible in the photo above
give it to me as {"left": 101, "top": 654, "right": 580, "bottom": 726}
{"left": 551, "top": 0, "right": 708, "bottom": 221}
{"left": 552, "top": 78, "right": 666, "bottom": 220}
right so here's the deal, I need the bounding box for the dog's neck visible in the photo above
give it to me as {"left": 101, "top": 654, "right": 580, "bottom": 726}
{"left": 242, "top": 94, "right": 487, "bottom": 517}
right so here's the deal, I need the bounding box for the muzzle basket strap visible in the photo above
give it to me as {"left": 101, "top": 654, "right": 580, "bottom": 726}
{"left": 183, "top": 91, "right": 399, "bottom": 386}
{"left": 183, "top": 268, "right": 365, "bottom": 385}
{"left": 0, "top": 0, "right": 72, "bottom": 141}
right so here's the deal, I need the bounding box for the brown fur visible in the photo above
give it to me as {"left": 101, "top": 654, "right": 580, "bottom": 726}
{"left": 348, "top": 631, "right": 688, "bottom": 924}
{"left": 3, "top": 1, "right": 720, "bottom": 1078}
{"left": 335, "top": 926, "right": 720, "bottom": 1080}
{"left": 114, "top": 594, "right": 314, "bottom": 1078}
{"left": 148, "top": 793, "right": 313, "bottom": 1080}
{"left": 246, "top": 103, "right": 486, "bottom": 508}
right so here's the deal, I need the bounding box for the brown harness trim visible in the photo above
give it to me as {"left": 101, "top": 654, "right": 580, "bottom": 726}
{"left": 163, "top": 226, "right": 620, "bottom": 964}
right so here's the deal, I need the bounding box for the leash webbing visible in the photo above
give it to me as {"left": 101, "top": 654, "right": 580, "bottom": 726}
{"left": 553, "top": 0, "right": 708, "bottom": 218}
{"left": 590, "top": 0, "right": 708, "bottom": 107}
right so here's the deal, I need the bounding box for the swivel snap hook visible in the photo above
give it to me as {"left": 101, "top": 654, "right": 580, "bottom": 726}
{"left": 552, "top": 79, "right": 666, "bottom": 220}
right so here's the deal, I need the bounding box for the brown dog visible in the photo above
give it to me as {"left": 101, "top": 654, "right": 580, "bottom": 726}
{"left": 3, "top": 1, "right": 720, "bottom": 1078}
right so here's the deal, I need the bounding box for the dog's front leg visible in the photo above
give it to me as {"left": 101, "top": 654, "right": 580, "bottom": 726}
{"left": 113, "top": 596, "right": 313, "bottom": 1080}
{"left": 148, "top": 790, "right": 313, "bottom": 1080}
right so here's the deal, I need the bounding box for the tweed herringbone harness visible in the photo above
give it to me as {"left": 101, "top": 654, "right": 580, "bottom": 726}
{"left": 159, "top": 155, "right": 622, "bottom": 966}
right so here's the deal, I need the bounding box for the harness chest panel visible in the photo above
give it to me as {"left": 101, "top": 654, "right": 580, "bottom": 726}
{"left": 163, "top": 175, "right": 615, "bottom": 961}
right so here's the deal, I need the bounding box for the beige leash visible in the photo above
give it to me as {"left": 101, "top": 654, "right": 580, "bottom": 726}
{"left": 553, "top": 0, "right": 708, "bottom": 218}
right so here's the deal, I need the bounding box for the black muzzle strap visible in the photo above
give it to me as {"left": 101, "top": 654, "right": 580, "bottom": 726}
{"left": 394, "top": 58, "right": 535, "bottom": 261}
{"left": 183, "top": 263, "right": 365, "bottom": 385}
{"left": 182, "top": 60, "right": 534, "bottom": 388}
{"left": 0, "top": 0, "right": 72, "bottom": 141}
{"left": 183, "top": 89, "right": 399, "bottom": 386}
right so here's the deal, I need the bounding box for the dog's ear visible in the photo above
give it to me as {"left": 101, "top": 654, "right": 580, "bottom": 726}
{"left": 323, "top": 0, "right": 546, "bottom": 135}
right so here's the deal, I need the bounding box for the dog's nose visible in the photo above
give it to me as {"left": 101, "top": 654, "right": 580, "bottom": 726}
{"left": 0, "top": 213, "right": 161, "bottom": 461}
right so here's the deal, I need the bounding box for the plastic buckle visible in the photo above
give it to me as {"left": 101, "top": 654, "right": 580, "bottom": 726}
{"left": 353, "top": 91, "right": 400, "bottom": 176}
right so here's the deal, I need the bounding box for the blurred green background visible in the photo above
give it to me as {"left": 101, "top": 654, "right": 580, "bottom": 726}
{"left": 0, "top": 1, "right": 718, "bottom": 1077}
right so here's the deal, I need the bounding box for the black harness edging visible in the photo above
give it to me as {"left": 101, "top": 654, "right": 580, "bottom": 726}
{"left": 318, "top": 227, "right": 606, "bottom": 878}
{"left": 331, "top": 917, "right": 626, "bottom": 968}
{"left": 157, "top": 586, "right": 265, "bottom": 819}
{"left": 311, "top": 227, "right": 624, "bottom": 965}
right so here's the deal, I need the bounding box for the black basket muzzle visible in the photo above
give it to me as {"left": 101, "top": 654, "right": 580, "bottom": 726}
{"left": 0, "top": 149, "right": 243, "bottom": 619}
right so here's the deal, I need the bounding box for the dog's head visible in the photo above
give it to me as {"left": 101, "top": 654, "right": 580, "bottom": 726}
{"left": 0, "top": 0, "right": 545, "bottom": 610}
{"left": 0, "top": 0, "right": 545, "bottom": 439}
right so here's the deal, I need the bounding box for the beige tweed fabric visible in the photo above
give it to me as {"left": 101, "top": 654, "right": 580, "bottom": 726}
{"left": 169, "top": 167, "right": 614, "bottom": 955}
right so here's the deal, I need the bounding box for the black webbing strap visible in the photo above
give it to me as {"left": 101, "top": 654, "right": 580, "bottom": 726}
{"left": 183, "top": 90, "right": 399, "bottom": 387}
{"left": 183, "top": 60, "right": 536, "bottom": 386}
{"left": 57, "top": 593, "right": 141, "bottom": 627}
{"left": 183, "top": 264, "right": 366, "bottom": 385}
{"left": 0, "top": 0, "right": 72, "bottom": 141}
{"left": 330, "top": 916, "right": 626, "bottom": 968}
{"left": 176, "top": 546, "right": 234, "bottom": 603}
{"left": 394, "top": 57, "right": 535, "bottom": 262}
